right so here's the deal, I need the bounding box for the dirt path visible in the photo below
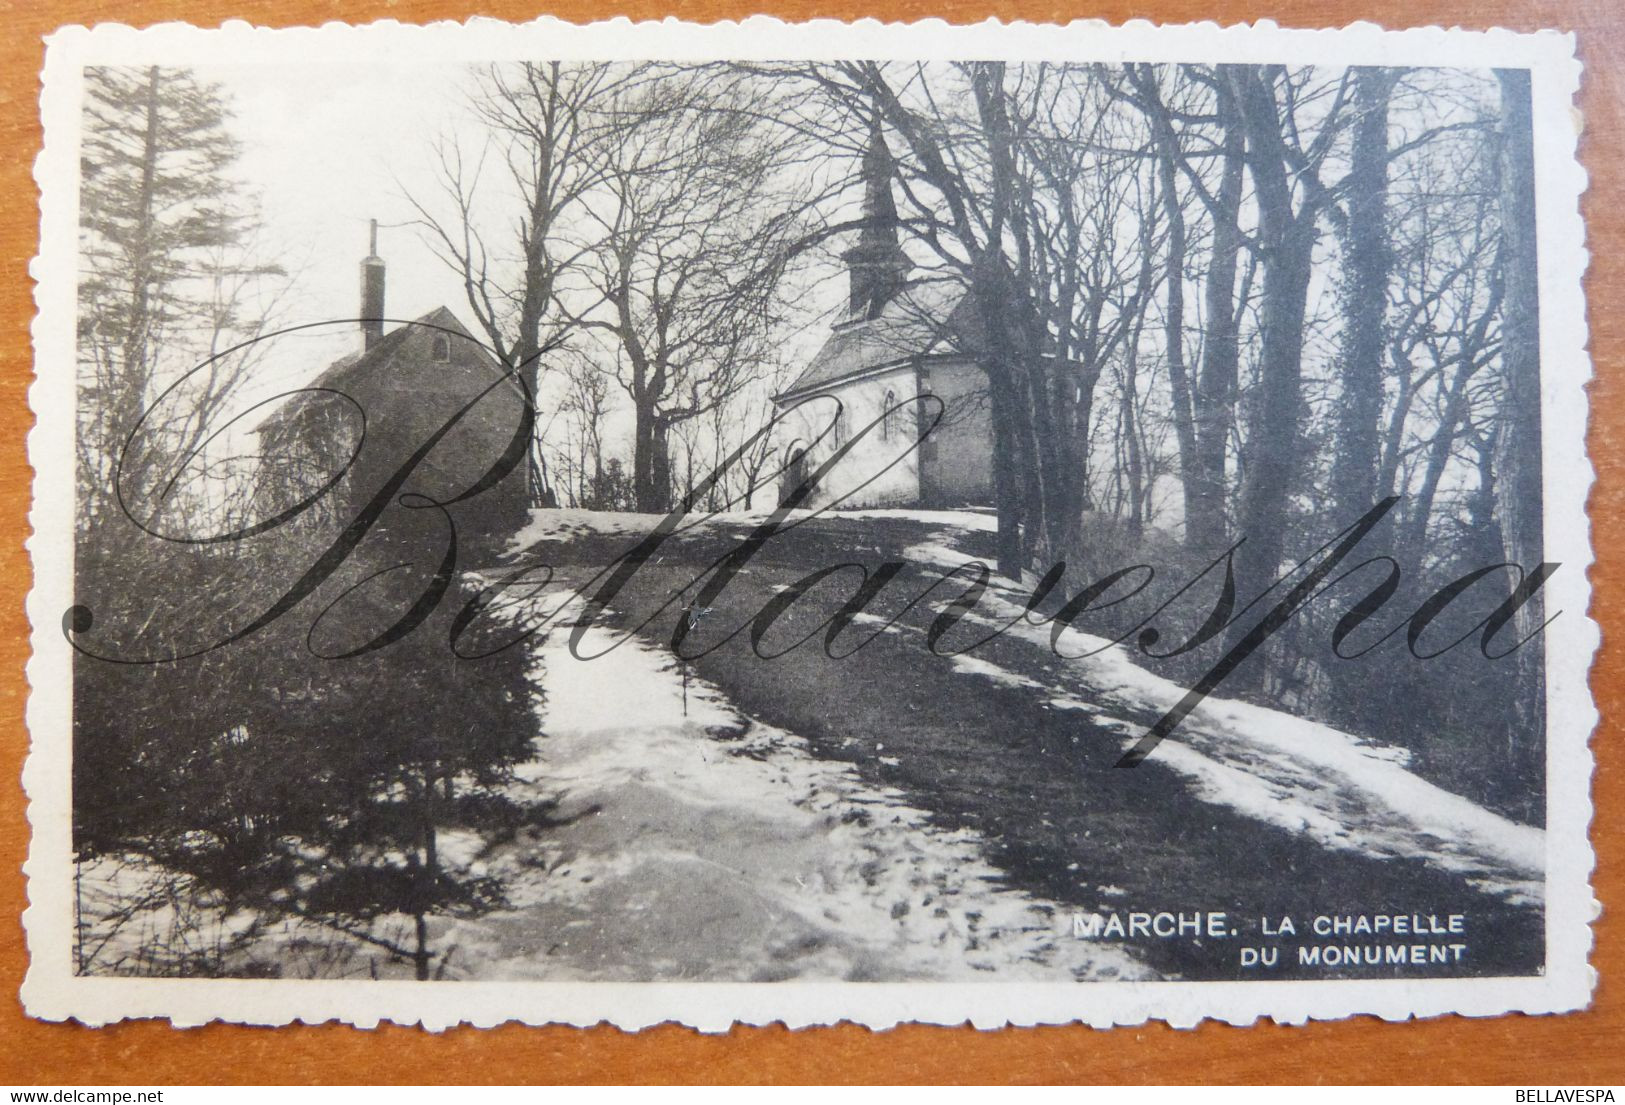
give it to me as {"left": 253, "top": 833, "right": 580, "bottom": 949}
{"left": 430, "top": 615, "right": 1149, "bottom": 983}
{"left": 512, "top": 512, "right": 1545, "bottom": 981}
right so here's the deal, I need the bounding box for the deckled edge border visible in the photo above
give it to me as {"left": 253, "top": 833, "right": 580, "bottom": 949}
{"left": 18, "top": 14, "right": 1599, "bottom": 1033}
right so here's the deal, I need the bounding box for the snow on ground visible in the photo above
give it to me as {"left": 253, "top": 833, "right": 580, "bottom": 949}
{"left": 71, "top": 855, "right": 260, "bottom": 976}
{"left": 508, "top": 505, "right": 996, "bottom": 553}
{"left": 74, "top": 504, "right": 1537, "bottom": 978}
{"left": 71, "top": 854, "right": 407, "bottom": 979}
{"left": 75, "top": 593, "right": 1149, "bottom": 982}
{"left": 901, "top": 532, "right": 1546, "bottom": 906}
{"left": 429, "top": 604, "right": 1150, "bottom": 983}
{"left": 817, "top": 507, "right": 998, "bottom": 531}
{"left": 508, "top": 507, "right": 684, "bottom": 547}
{"left": 948, "top": 652, "right": 1043, "bottom": 689}
{"left": 504, "top": 506, "right": 1542, "bottom": 903}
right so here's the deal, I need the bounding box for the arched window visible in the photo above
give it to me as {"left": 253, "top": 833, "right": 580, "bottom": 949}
{"left": 431, "top": 334, "right": 451, "bottom": 362}
{"left": 882, "top": 389, "right": 898, "bottom": 441}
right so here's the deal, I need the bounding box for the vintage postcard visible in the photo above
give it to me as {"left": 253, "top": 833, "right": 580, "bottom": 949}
{"left": 22, "top": 16, "right": 1596, "bottom": 1029}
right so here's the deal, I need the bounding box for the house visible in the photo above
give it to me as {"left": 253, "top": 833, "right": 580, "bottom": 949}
{"left": 255, "top": 223, "right": 531, "bottom": 557}
{"left": 773, "top": 121, "right": 993, "bottom": 510}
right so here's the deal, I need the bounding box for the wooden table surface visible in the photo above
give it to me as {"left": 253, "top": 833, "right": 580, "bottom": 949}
{"left": 0, "top": 0, "right": 1618, "bottom": 1085}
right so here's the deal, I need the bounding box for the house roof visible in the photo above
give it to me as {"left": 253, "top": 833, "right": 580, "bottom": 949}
{"left": 256, "top": 306, "right": 507, "bottom": 436}
{"left": 776, "top": 278, "right": 972, "bottom": 402}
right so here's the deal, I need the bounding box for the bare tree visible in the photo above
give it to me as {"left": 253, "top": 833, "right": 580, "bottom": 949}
{"left": 1124, "top": 65, "right": 1199, "bottom": 536}
{"left": 1329, "top": 68, "right": 1403, "bottom": 526}
{"left": 1385, "top": 144, "right": 1505, "bottom": 566}
{"left": 1114, "top": 63, "right": 1251, "bottom": 551}
{"left": 1219, "top": 66, "right": 1352, "bottom": 682}
{"left": 567, "top": 68, "right": 805, "bottom": 512}
{"left": 555, "top": 353, "right": 614, "bottom": 508}
{"left": 408, "top": 62, "right": 641, "bottom": 504}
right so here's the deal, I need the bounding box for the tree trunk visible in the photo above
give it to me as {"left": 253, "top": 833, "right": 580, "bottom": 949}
{"left": 1330, "top": 68, "right": 1396, "bottom": 528}
{"left": 1191, "top": 76, "right": 1246, "bottom": 552}
{"left": 1121, "top": 330, "right": 1146, "bottom": 538}
{"left": 1400, "top": 272, "right": 1503, "bottom": 563}
{"left": 1402, "top": 374, "right": 1471, "bottom": 563}
{"left": 1493, "top": 67, "right": 1545, "bottom": 800}
{"left": 986, "top": 356, "right": 1030, "bottom": 578}
{"left": 968, "top": 70, "right": 1043, "bottom": 577}
{"left": 649, "top": 420, "right": 673, "bottom": 513}
{"left": 634, "top": 413, "right": 665, "bottom": 513}
{"left": 1137, "top": 67, "right": 1200, "bottom": 541}
{"left": 1224, "top": 67, "right": 1320, "bottom": 691}
{"left": 968, "top": 253, "right": 1043, "bottom": 577}
{"left": 113, "top": 66, "right": 164, "bottom": 476}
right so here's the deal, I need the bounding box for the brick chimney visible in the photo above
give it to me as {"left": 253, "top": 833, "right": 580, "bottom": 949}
{"left": 843, "top": 116, "right": 911, "bottom": 320}
{"left": 360, "top": 218, "right": 385, "bottom": 350}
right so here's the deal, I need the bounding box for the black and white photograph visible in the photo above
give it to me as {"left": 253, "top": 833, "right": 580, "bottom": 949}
{"left": 22, "top": 17, "right": 1596, "bottom": 1029}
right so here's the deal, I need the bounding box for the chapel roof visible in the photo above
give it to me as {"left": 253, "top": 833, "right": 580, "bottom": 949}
{"left": 775, "top": 277, "right": 972, "bottom": 402}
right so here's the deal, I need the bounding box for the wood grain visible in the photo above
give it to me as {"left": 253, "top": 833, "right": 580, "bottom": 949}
{"left": 0, "top": 0, "right": 1617, "bottom": 1084}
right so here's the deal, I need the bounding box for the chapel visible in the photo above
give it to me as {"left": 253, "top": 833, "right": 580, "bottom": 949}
{"left": 773, "top": 120, "right": 993, "bottom": 510}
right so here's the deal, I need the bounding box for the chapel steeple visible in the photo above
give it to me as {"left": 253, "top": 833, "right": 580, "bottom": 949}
{"left": 842, "top": 116, "right": 911, "bottom": 320}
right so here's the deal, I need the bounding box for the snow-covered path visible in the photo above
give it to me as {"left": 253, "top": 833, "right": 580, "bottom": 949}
{"left": 472, "top": 506, "right": 1546, "bottom": 981}
{"left": 431, "top": 611, "right": 1149, "bottom": 983}
{"left": 510, "top": 506, "right": 1543, "bottom": 909}
{"left": 900, "top": 528, "right": 1545, "bottom": 906}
